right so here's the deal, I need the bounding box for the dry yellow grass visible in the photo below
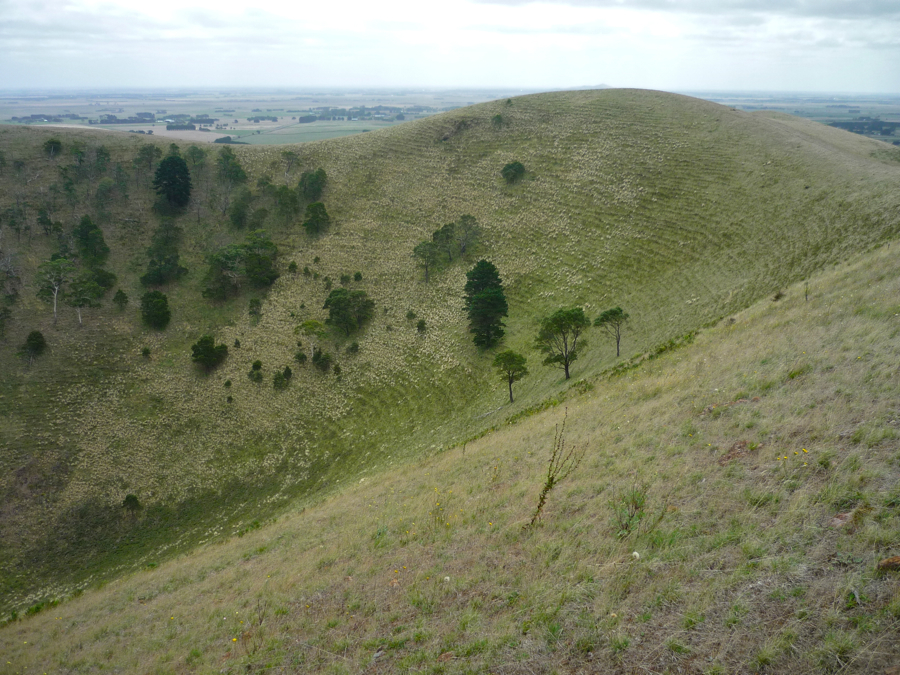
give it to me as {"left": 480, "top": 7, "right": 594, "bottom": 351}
{"left": 1, "top": 89, "right": 899, "bottom": 618}
{"left": 3, "top": 240, "right": 899, "bottom": 673}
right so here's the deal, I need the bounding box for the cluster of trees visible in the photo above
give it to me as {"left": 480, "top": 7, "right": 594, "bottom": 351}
{"left": 202, "top": 230, "right": 280, "bottom": 300}
{"left": 35, "top": 216, "right": 118, "bottom": 326}
{"left": 223, "top": 160, "right": 328, "bottom": 236}
{"left": 413, "top": 214, "right": 481, "bottom": 281}
{"left": 480, "top": 285, "right": 630, "bottom": 402}
{"left": 323, "top": 287, "right": 375, "bottom": 336}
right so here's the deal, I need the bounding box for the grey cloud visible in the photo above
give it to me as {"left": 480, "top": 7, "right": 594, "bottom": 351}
{"left": 470, "top": 0, "right": 900, "bottom": 21}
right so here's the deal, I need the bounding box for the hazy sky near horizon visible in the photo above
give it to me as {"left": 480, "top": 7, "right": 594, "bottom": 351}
{"left": 1, "top": 0, "right": 898, "bottom": 93}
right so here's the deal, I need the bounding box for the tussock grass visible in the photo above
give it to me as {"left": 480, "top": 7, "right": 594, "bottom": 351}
{"left": 1, "top": 89, "right": 900, "bottom": 613}
{"left": 2, "top": 236, "right": 900, "bottom": 673}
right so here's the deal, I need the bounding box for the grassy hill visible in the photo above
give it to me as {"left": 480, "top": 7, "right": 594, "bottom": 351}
{"left": 1, "top": 88, "right": 899, "bottom": 618}
{"left": 2, "top": 238, "right": 899, "bottom": 674}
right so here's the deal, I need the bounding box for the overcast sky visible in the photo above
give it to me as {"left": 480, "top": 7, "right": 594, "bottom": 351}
{"left": 1, "top": 0, "right": 898, "bottom": 93}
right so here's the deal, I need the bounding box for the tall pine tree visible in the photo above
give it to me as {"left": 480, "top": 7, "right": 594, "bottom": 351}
{"left": 464, "top": 260, "right": 507, "bottom": 348}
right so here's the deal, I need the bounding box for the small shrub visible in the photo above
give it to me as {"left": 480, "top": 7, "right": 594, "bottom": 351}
{"left": 354, "top": 271, "right": 362, "bottom": 281}
{"left": 224, "top": 380, "right": 231, "bottom": 387}
{"left": 248, "top": 360, "right": 263, "bottom": 382}
{"left": 288, "top": 261, "right": 298, "bottom": 274}
{"left": 313, "top": 256, "right": 321, "bottom": 263}
{"left": 141, "top": 347, "right": 151, "bottom": 359}
{"left": 323, "top": 276, "right": 332, "bottom": 290}
{"left": 234, "top": 339, "right": 241, "bottom": 348}
{"left": 122, "top": 494, "right": 142, "bottom": 514}
{"left": 610, "top": 483, "right": 648, "bottom": 537}
{"left": 340, "top": 273, "right": 351, "bottom": 285}
{"left": 406, "top": 309, "right": 417, "bottom": 320}
{"left": 295, "top": 351, "right": 308, "bottom": 364}
{"left": 312, "top": 347, "right": 331, "bottom": 372}
{"left": 501, "top": 160, "right": 526, "bottom": 184}
{"left": 347, "top": 341, "right": 359, "bottom": 354}
{"left": 527, "top": 409, "right": 584, "bottom": 527}
{"left": 333, "top": 364, "right": 342, "bottom": 377}
{"left": 303, "top": 266, "right": 311, "bottom": 276}
{"left": 417, "top": 319, "right": 427, "bottom": 333}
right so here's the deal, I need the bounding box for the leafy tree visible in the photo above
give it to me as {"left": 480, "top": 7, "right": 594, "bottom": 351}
{"left": 324, "top": 288, "right": 375, "bottom": 336}
{"left": 72, "top": 215, "right": 110, "bottom": 266}
{"left": 281, "top": 150, "right": 298, "bottom": 179}
{"left": 534, "top": 307, "right": 590, "bottom": 379}
{"left": 455, "top": 214, "right": 481, "bottom": 256}
{"left": 202, "top": 243, "right": 245, "bottom": 300}
{"left": 493, "top": 350, "right": 528, "bottom": 403}
{"left": 134, "top": 144, "right": 162, "bottom": 175}
{"left": 413, "top": 241, "right": 440, "bottom": 282}
{"left": 20, "top": 330, "right": 46, "bottom": 365}
{"left": 91, "top": 267, "right": 116, "bottom": 290}
{"left": 228, "top": 186, "right": 253, "bottom": 228}
{"left": 243, "top": 230, "right": 279, "bottom": 286}
{"left": 140, "top": 291, "right": 171, "bottom": 329}
{"left": 66, "top": 271, "right": 103, "bottom": 326}
{"left": 3, "top": 206, "right": 25, "bottom": 241}
{"left": 501, "top": 161, "right": 526, "bottom": 184}
{"left": 94, "top": 146, "right": 111, "bottom": 175}
{"left": 94, "top": 177, "right": 116, "bottom": 207}
{"left": 191, "top": 335, "right": 229, "bottom": 371}
{"left": 0, "top": 307, "right": 11, "bottom": 340}
{"left": 272, "top": 184, "right": 300, "bottom": 224}
{"left": 433, "top": 222, "right": 456, "bottom": 261}
{"left": 594, "top": 306, "right": 630, "bottom": 357}
{"left": 141, "top": 221, "right": 188, "bottom": 287}
{"left": 298, "top": 168, "right": 327, "bottom": 202}
{"left": 37, "top": 209, "right": 56, "bottom": 237}
{"left": 464, "top": 260, "right": 507, "bottom": 348}
{"left": 152, "top": 155, "right": 192, "bottom": 208}
{"left": 36, "top": 257, "right": 75, "bottom": 325}
{"left": 113, "top": 289, "right": 128, "bottom": 310}
{"left": 122, "top": 494, "right": 142, "bottom": 516}
{"left": 302, "top": 202, "right": 330, "bottom": 236}
{"left": 43, "top": 138, "right": 62, "bottom": 159}
{"left": 216, "top": 146, "right": 247, "bottom": 188}
{"left": 185, "top": 145, "right": 207, "bottom": 169}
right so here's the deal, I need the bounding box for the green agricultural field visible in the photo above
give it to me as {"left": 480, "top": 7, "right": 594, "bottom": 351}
{"left": 227, "top": 119, "right": 412, "bottom": 145}
{"left": 0, "top": 88, "right": 899, "bottom": 642}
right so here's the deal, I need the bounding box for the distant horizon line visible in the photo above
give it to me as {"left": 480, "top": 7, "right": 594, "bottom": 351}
{"left": 1, "top": 86, "right": 898, "bottom": 98}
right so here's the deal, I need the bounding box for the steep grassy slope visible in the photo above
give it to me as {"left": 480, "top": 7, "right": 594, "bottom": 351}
{"left": 3, "top": 240, "right": 899, "bottom": 674}
{"left": 1, "top": 89, "right": 899, "bottom": 613}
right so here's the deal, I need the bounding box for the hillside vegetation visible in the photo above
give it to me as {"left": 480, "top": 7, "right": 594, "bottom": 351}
{"left": 2, "top": 239, "right": 900, "bottom": 674}
{"left": 1, "top": 89, "right": 899, "bottom": 616}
